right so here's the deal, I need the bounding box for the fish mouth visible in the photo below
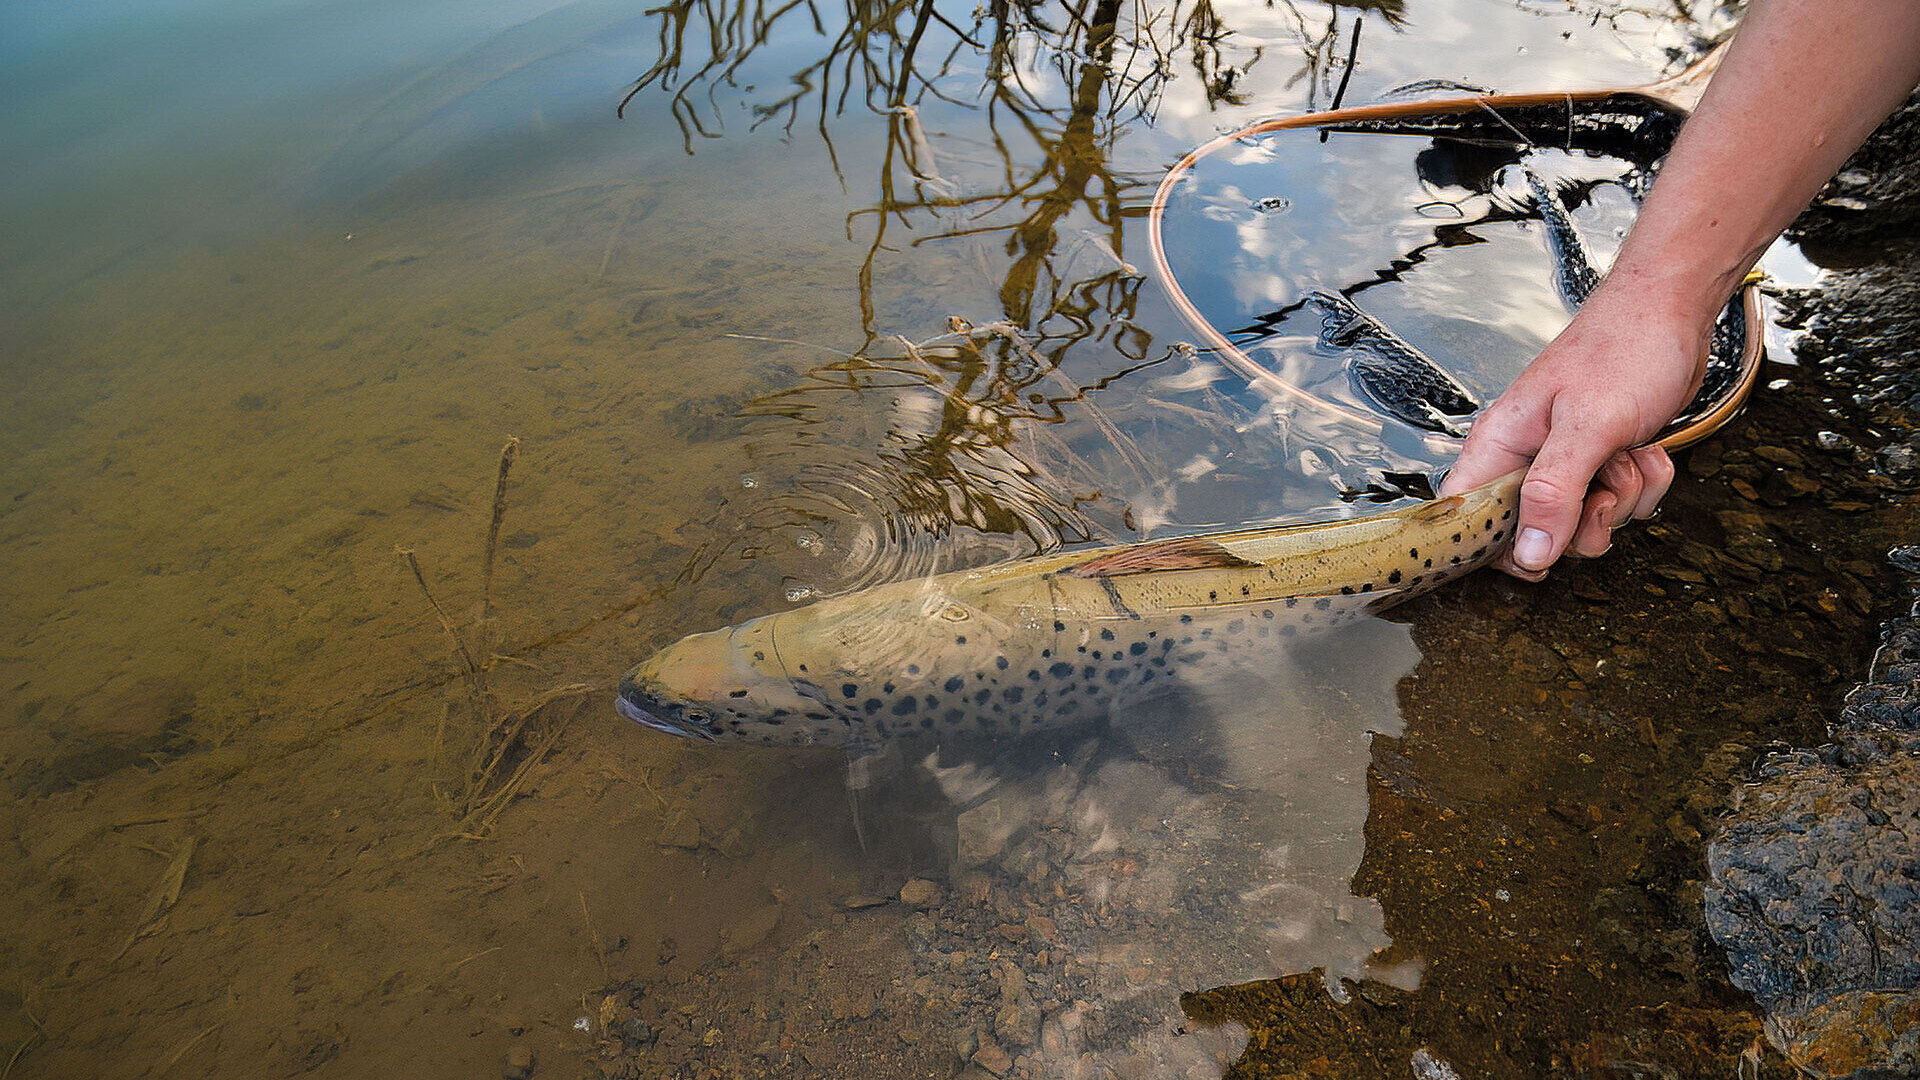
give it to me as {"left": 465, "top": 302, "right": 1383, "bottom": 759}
{"left": 615, "top": 674, "right": 718, "bottom": 741}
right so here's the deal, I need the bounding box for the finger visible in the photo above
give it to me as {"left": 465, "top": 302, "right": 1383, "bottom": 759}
{"left": 1593, "top": 453, "right": 1644, "bottom": 530}
{"left": 1566, "top": 491, "right": 1617, "bottom": 559}
{"left": 1625, "top": 444, "right": 1674, "bottom": 520}
{"left": 1509, "top": 429, "right": 1621, "bottom": 574}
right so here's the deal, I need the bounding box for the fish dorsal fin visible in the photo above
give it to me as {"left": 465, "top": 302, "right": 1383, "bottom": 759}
{"left": 1064, "top": 537, "right": 1263, "bottom": 578}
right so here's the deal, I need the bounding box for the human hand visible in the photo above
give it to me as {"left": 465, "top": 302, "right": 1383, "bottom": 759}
{"left": 1439, "top": 294, "right": 1711, "bottom": 581}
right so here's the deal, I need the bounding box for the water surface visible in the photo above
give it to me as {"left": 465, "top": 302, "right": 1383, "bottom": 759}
{"left": 6, "top": 1, "right": 1871, "bottom": 1077}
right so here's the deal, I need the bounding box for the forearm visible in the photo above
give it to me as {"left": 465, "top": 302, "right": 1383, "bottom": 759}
{"left": 1601, "top": 0, "right": 1920, "bottom": 326}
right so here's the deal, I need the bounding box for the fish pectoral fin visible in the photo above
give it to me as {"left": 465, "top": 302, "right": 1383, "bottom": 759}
{"left": 1405, "top": 494, "right": 1466, "bottom": 523}
{"left": 1064, "top": 537, "right": 1264, "bottom": 578}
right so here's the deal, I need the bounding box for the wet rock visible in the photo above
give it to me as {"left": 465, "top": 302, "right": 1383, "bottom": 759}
{"left": 899, "top": 878, "right": 943, "bottom": 907}
{"left": 992, "top": 961, "right": 1042, "bottom": 1048}
{"left": 718, "top": 901, "right": 781, "bottom": 958}
{"left": 970, "top": 1041, "right": 1013, "bottom": 1075}
{"left": 1707, "top": 608, "right": 1920, "bottom": 1078}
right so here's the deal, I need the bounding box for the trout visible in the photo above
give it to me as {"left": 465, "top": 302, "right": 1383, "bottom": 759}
{"left": 617, "top": 469, "right": 1522, "bottom": 746}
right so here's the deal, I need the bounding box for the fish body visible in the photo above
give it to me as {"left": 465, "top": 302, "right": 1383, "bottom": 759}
{"left": 1305, "top": 291, "right": 1481, "bottom": 436}
{"left": 617, "top": 470, "right": 1521, "bottom": 746}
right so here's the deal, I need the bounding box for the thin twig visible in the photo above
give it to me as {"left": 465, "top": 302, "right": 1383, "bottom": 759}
{"left": 480, "top": 436, "right": 520, "bottom": 635}
{"left": 399, "top": 549, "right": 479, "bottom": 677}
{"left": 580, "top": 893, "right": 610, "bottom": 980}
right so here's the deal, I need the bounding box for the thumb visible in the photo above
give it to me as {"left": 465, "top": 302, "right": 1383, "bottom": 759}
{"left": 1509, "top": 427, "right": 1621, "bottom": 573}
{"left": 1440, "top": 405, "right": 1547, "bottom": 498}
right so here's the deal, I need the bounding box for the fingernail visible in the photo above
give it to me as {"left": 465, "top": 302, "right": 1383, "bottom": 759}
{"left": 1514, "top": 527, "right": 1553, "bottom": 570}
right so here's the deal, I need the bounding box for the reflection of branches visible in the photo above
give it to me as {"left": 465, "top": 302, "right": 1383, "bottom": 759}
{"left": 618, "top": 0, "right": 1416, "bottom": 560}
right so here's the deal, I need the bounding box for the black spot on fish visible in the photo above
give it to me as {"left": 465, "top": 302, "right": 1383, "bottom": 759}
{"left": 1424, "top": 558, "right": 1434, "bottom": 568}
{"left": 1053, "top": 621, "right": 1066, "bottom": 632}
{"left": 1492, "top": 529, "right": 1506, "bottom": 542}
{"left": 1340, "top": 586, "right": 1355, "bottom": 595}
{"left": 1227, "top": 619, "right": 1245, "bottom": 634}
{"left": 1105, "top": 668, "right": 1128, "bottom": 685}
{"left": 1207, "top": 590, "right": 1218, "bottom": 601}
{"left": 1361, "top": 583, "right": 1373, "bottom": 593}
{"left": 1034, "top": 691, "right": 1048, "bottom": 707}
{"left": 924, "top": 695, "right": 937, "bottom": 710}
{"left": 729, "top": 689, "right": 749, "bottom": 698}
{"left": 1314, "top": 598, "right": 1332, "bottom": 611}
{"left": 1129, "top": 641, "right": 1147, "bottom": 656}
{"left": 883, "top": 681, "right": 896, "bottom": 694}
{"left": 1082, "top": 666, "right": 1097, "bottom": 680}
{"left": 955, "top": 635, "right": 967, "bottom": 645}
{"left": 1003, "top": 687, "right": 1024, "bottom": 704}
{"left": 841, "top": 683, "right": 858, "bottom": 699}
{"left": 753, "top": 650, "right": 766, "bottom": 661}
{"left": 797, "top": 663, "right": 808, "bottom": 672}
{"left": 920, "top": 717, "right": 935, "bottom": 729}
{"left": 1285, "top": 597, "right": 1298, "bottom": 608}
{"left": 1389, "top": 569, "right": 1403, "bottom": 584}
{"left": 1485, "top": 519, "right": 1494, "bottom": 531}
{"left": 996, "top": 656, "right": 1010, "bottom": 670}
{"left": 944, "top": 709, "right": 965, "bottom": 724}
{"left": 1091, "top": 650, "right": 1103, "bottom": 660}
{"left": 974, "top": 689, "right": 992, "bottom": 704}
{"left": 1179, "top": 614, "right": 1193, "bottom": 624}
{"left": 1099, "top": 628, "right": 1115, "bottom": 642}
{"left": 944, "top": 676, "right": 964, "bottom": 693}
{"left": 891, "top": 698, "right": 917, "bottom": 716}
{"left": 1240, "top": 585, "right": 1250, "bottom": 596}
{"left": 1409, "top": 547, "right": 1419, "bottom": 559}
{"left": 907, "top": 664, "right": 920, "bottom": 675}
{"left": 1472, "top": 547, "right": 1486, "bottom": 560}
{"left": 1050, "top": 661, "right": 1074, "bottom": 679}
{"left": 1452, "top": 532, "right": 1462, "bottom": 543}
{"left": 864, "top": 699, "right": 882, "bottom": 714}
{"left": 1502, "top": 509, "right": 1513, "bottom": 520}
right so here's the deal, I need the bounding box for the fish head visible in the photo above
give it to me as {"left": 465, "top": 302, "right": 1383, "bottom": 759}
{"left": 616, "top": 615, "right": 840, "bottom": 745}
{"left": 618, "top": 576, "right": 1056, "bottom": 745}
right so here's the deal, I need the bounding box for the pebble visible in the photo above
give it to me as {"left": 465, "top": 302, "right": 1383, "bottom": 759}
{"left": 900, "top": 878, "right": 944, "bottom": 907}
{"left": 971, "top": 1042, "right": 1013, "bottom": 1076}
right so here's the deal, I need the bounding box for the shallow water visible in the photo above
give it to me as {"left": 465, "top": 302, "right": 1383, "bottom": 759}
{"left": 3, "top": 0, "right": 1892, "bottom": 1077}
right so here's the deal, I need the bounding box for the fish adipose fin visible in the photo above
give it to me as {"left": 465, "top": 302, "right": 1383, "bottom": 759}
{"left": 1064, "top": 537, "right": 1263, "bottom": 578}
